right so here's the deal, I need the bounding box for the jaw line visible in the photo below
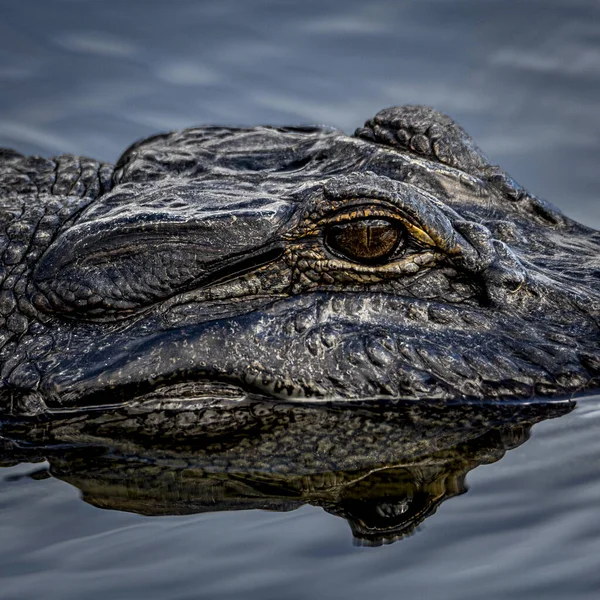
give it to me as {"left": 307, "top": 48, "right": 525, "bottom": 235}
{"left": 34, "top": 291, "right": 582, "bottom": 411}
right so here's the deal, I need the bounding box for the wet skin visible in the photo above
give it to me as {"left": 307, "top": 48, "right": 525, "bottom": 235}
{"left": 0, "top": 106, "right": 598, "bottom": 415}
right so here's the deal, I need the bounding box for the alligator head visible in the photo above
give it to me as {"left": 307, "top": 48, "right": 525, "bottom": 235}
{"left": 0, "top": 106, "right": 598, "bottom": 414}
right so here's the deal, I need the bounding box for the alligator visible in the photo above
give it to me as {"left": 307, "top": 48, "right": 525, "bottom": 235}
{"left": 0, "top": 400, "right": 574, "bottom": 545}
{"left": 0, "top": 105, "right": 598, "bottom": 415}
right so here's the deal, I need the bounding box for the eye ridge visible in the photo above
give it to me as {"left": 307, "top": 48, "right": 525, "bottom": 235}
{"left": 325, "top": 217, "right": 407, "bottom": 265}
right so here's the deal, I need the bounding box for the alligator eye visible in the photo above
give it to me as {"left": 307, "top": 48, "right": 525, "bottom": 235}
{"left": 325, "top": 218, "right": 405, "bottom": 264}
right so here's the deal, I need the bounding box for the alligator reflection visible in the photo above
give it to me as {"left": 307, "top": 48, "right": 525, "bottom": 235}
{"left": 1, "top": 400, "right": 574, "bottom": 546}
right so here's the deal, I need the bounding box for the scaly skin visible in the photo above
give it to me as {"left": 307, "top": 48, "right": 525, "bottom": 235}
{"left": 0, "top": 106, "right": 598, "bottom": 415}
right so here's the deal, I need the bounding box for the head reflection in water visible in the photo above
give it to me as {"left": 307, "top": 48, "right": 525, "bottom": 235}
{"left": 1, "top": 400, "right": 573, "bottom": 546}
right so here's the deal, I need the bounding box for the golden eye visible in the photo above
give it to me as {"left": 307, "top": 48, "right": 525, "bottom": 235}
{"left": 325, "top": 218, "right": 405, "bottom": 263}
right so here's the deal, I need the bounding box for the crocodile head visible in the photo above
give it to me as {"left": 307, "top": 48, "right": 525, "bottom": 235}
{"left": 1, "top": 106, "right": 599, "bottom": 414}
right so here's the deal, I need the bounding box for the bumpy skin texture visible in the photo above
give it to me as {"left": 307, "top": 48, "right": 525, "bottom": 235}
{"left": 0, "top": 106, "right": 599, "bottom": 415}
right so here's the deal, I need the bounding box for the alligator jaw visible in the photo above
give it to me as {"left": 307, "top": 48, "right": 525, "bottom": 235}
{"left": 29, "top": 291, "right": 595, "bottom": 414}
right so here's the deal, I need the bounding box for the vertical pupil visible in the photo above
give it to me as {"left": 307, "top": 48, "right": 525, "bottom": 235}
{"left": 327, "top": 218, "right": 403, "bottom": 262}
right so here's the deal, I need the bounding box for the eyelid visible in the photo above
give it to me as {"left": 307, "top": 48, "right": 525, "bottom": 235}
{"left": 319, "top": 203, "right": 436, "bottom": 247}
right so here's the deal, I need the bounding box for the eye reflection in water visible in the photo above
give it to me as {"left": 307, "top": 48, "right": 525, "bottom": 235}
{"left": 0, "top": 399, "right": 574, "bottom": 546}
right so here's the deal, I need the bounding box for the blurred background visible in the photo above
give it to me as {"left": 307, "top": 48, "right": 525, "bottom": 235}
{"left": 1, "top": 0, "right": 599, "bottom": 227}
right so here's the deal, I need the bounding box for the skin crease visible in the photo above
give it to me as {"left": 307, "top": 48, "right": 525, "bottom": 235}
{"left": 0, "top": 105, "right": 598, "bottom": 415}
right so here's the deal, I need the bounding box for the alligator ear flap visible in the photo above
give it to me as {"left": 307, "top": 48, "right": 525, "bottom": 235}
{"left": 31, "top": 182, "right": 293, "bottom": 320}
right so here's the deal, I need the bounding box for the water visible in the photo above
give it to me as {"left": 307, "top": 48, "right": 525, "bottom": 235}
{"left": 1, "top": 0, "right": 599, "bottom": 598}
